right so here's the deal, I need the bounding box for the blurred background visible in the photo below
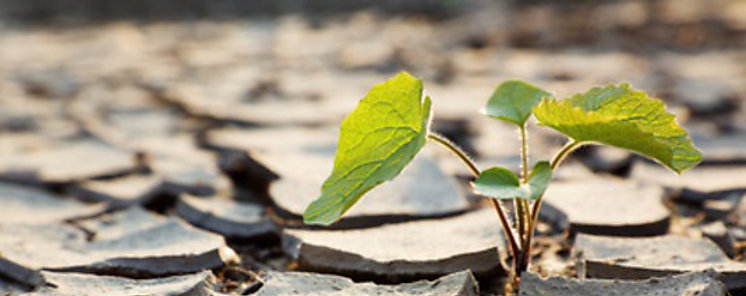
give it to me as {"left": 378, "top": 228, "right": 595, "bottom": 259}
{"left": 1, "top": 0, "right": 744, "bottom": 136}
{"left": 1, "top": 0, "right": 745, "bottom": 189}
{"left": 0, "top": 0, "right": 745, "bottom": 294}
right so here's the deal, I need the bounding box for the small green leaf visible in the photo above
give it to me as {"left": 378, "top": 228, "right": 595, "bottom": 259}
{"left": 526, "top": 161, "right": 552, "bottom": 200}
{"left": 533, "top": 84, "right": 701, "bottom": 173}
{"left": 473, "top": 162, "right": 552, "bottom": 201}
{"left": 303, "top": 72, "right": 432, "bottom": 225}
{"left": 473, "top": 167, "right": 527, "bottom": 200}
{"left": 484, "top": 80, "right": 552, "bottom": 126}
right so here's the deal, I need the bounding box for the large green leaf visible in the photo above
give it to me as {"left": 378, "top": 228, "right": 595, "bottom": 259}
{"left": 484, "top": 80, "right": 552, "bottom": 126}
{"left": 473, "top": 161, "right": 552, "bottom": 201}
{"left": 533, "top": 84, "right": 701, "bottom": 173}
{"left": 303, "top": 72, "right": 432, "bottom": 225}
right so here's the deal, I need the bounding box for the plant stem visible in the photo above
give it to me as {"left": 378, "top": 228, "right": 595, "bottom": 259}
{"left": 515, "top": 200, "right": 527, "bottom": 242}
{"left": 520, "top": 199, "right": 532, "bottom": 237}
{"left": 426, "top": 132, "right": 521, "bottom": 265}
{"left": 550, "top": 140, "right": 580, "bottom": 170}
{"left": 512, "top": 125, "right": 531, "bottom": 275}
{"left": 520, "top": 126, "right": 529, "bottom": 180}
{"left": 427, "top": 133, "right": 479, "bottom": 176}
{"left": 518, "top": 140, "right": 582, "bottom": 275}
{"left": 515, "top": 125, "right": 530, "bottom": 243}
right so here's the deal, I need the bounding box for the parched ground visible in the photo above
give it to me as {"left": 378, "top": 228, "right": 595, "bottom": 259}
{"left": 0, "top": 1, "right": 745, "bottom": 295}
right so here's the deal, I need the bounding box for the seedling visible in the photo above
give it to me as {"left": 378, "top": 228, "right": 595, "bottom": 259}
{"left": 302, "top": 72, "right": 701, "bottom": 286}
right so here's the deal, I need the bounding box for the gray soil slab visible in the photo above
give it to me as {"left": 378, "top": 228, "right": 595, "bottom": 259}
{"left": 573, "top": 234, "right": 746, "bottom": 292}
{"left": 282, "top": 208, "right": 504, "bottom": 283}
{"left": 0, "top": 208, "right": 238, "bottom": 287}
{"left": 155, "top": 157, "right": 233, "bottom": 197}
{"left": 630, "top": 163, "right": 746, "bottom": 199}
{"left": 202, "top": 126, "right": 337, "bottom": 196}
{"left": 72, "top": 91, "right": 207, "bottom": 164}
{"left": 0, "top": 182, "right": 105, "bottom": 224}
{"left": 0, "top": 140, "right": 138, "bottom": 185}
{"left": 701, "top": 221, "right": 737, "bottom": 257}
{"left": 133, "top": 135, "right": 233, "bottom": 197}
{"left": 70, "top": 89, "right": 188, "bottom": 146}
{"left": 151, "top": 159, "right": 233, "bottom": 198}
{"left": 519, "top": 270, "right": 726, "bottom": 296}
{"left": 0, "top": 223, "right": 88, "bottom": 287}
{"left": 70, "top": 174, "right": 164, "bottom": 207}
{"left": 267, "top": 150, "right": 470, "bottom": 228}
{"left": 0, "top": 277, "right": 26, "bottom": 294}
{"left": 176, "top": 194, "right": 279, "bottom": 240}
{"left": 75, "top": 207, "right": 167, "bottom": 240}
{"left": 254, "top": 270, "right": 479, "bottom": 296}
{"left": 104, "top": 107, "right": 183, "bottom": 139}
{"left": 164, "top": 72, "right": 381, "bottom": 126}
{"left": 203, "top": 126, "right": 338, "bottom": 155}
{"left": 22, "top": 270, "right": 213, "bottom": 296}
{"left": 542, "top": 177, "right": 669, "bottom": 236}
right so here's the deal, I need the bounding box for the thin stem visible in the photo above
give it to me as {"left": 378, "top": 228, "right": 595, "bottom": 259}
{"left": 427, "top": 133, "right": 479, "bottom": 177}
{"left": 515, "top": 125, "right": 530, "bottom": 243}
{"left": 520, "top": 125, "right": 529, "bottom": 181}
{"left": 521, "top": 199, "right": 531, "bottom": 235}
{"left": 513, "top": 125, "right": 531, "bottom": 275}
{"left": 550, "top": 140, "right": 581, "bottom": 170}
{"left": 427, "top": 132, "right": 521, "bottom": 264}
{"left": 515, "top": 199, "right": 527, "bottom": 242}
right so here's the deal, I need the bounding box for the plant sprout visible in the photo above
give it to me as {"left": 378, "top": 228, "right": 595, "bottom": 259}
{"left": 302, "top": 72, "right": 702, "bottom": 285}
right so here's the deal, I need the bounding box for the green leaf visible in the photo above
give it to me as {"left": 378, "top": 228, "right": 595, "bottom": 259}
{"left": 303, "top": 72, "right": 432, "bottom": 225}
{"left": 473, "top": 162, "right": 552, "bottom": 201}
{"left": 473, "top": 167, "right": 526, "bottom": 200}
{"left": 533, "top": 84, "right": 701, "bottom": 173}
{"left": 484, "top": 80, "right": 552, "bottom": 126}
{"left": 526, "top": 161, "right": 552, "bottom": 200}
